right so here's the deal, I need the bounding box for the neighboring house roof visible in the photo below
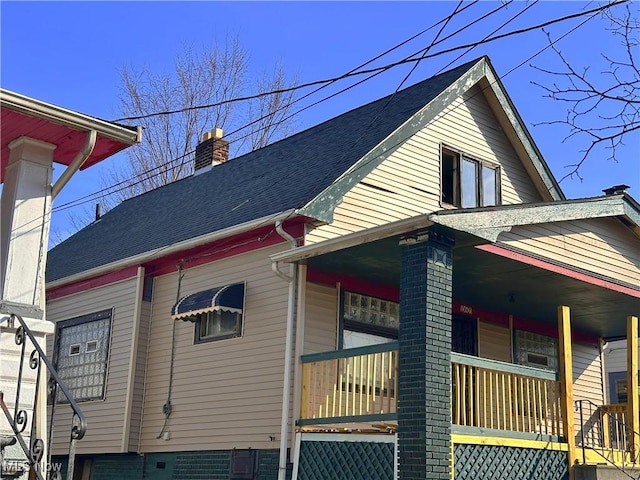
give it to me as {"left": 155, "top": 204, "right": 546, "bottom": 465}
{"left": 1, "top": 89, "right": 141, "bottom": 183}
{"left": 46, "top": 56, "right": 561, "bottom": 283}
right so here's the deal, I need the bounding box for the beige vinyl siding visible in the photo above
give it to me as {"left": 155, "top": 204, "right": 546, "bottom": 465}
{"left": 304, "top": 282, "right": 338, "bottom": 354}
{"left": 128, "top": 299, "right": 151, "bottom": 452}
{"left": 478, "top": 320, "right": 512, "bottom": 363}
{"left": 573, "top": 343, "right": 605, "bottom": 434}
{"left": 603, "top": 339, "right": 639, "bottom": 403}
{"left": 140, "top": 244, "right": 290, "bottom": 452}
{"left": 499, "top": 217, "right": 640, "bottom": 287}
{"left": 307, "top": 85, "right": 542, "bottom": 244}
{"left": 604, "top": 340, "right": 630, "bottom": 375}
{"left": 46, "top": 277, "right": 139, "bottom": 455}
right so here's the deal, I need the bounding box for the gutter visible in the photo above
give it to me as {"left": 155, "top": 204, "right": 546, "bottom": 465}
{"left": 274, "top": 221, "right": 299, "bottom": 480}
{"left": 46, "top": 210, "right": 297, "bottom": 289}
{"left": 1, "top": 88, "right": 141, "bottom": 145}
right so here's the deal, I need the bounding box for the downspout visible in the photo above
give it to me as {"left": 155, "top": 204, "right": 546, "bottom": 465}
{"left": 51, "top": 129, "right": 97, "bottom": 199}
{"left": 273, "top": 220, "right": 298, "bottom": 480}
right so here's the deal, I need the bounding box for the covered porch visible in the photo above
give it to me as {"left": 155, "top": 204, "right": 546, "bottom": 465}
{"left": 272, "top": 203, "right": 640, "bottom": 479}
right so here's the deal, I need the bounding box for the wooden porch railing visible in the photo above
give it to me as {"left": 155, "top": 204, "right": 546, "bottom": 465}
{"left": 299, "top": 342, "right": 398, "bottom": 423}
{"left": 451, "top": 353, "right": 563, "bottom": 438}
{"left": 299, "top": 346, "right": 564, "bottom": 439}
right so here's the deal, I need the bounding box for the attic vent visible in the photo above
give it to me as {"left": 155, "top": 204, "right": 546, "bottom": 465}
{"left": 194, "top": 127, "right": 229, "bottom": 174}
{"left": 602, "top": 184, "right": 630, "bottom": 196}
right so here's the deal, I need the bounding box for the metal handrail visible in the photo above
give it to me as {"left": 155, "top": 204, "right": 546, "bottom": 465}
{"left": 575, "top": 398, "right": 639, "bottom": 480}
{"left": 0, "top": 312, "right": 86, "bottom": 480}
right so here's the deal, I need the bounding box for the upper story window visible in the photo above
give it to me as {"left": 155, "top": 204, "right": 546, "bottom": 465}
{"left": 441, "top": 147, "right": 500, "bottom": 208}
{"left": 55, "top": 309, "right": 112, "bottom": 402}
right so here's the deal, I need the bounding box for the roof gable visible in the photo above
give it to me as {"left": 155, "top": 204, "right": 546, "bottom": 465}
{"left": 300, "top": 57, "right": 563, "bottom": 223}
{"left": 46, "top": 56, "right": 562, "bottom": 284}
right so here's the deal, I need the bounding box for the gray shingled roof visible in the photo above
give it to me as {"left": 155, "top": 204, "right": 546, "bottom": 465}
{"left": 46, "top": 59, "right": 480, "bottom": 282}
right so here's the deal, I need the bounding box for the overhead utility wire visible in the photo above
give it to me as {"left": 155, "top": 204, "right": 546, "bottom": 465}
{"left": 109, "top": 1, "right": 477, "bottom": 267}
{"left": 52, "top": 2, "right": 480, "bottom": 214}
{"left": 52, "top": 1, "right": 613, "bottom": 216}
{"left": 220, "top": 0, "right": 481, "bottom": 142}
{"left": 304, "top": 5, "right": 601, "bottom": 201}
{"left": 113, "top": 0, "right": 628, "bottom": 123}
{"left": 428, "top": 0, "right": 538, "bottom": 75}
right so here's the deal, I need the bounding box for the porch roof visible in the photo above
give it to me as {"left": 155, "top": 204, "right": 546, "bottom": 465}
{"left": 272, "top": 196, "right": 639, "bottom": 340}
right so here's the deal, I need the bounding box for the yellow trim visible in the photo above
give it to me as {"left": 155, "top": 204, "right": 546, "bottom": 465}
{"left": 558, "top": 306, "right": 576, "bottom": 479}
{"left": 451, "top": 434, "right": 568, "bottom": 451}
{"left": 582, "top": 448, "right": 638, "bottom": 467}
{"left": 628, "top": 316, "right": 639, "bottom": 457}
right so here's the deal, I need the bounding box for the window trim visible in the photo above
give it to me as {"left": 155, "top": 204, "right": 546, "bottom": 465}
{"left": 440, "top": 145, "right": 501, "bottom": 208}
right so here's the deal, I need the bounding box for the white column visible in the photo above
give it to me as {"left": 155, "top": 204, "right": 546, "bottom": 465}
{"left": 1, "top": 136, "right": 56, "bottom": 309}
{"left": 0, "top": 136, "right": 56, "bottom": 473}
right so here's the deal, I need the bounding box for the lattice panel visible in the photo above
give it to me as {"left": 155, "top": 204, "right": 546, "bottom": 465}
{"left": 454, "top": 444, "right": 568, "bottom": 480}
{"left": 298, "top": 440, "right": 394, "bottom": 480}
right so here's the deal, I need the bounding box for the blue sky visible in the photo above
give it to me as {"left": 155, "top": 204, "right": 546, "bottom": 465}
{"left": 2, "top": 1, "right": 639, "bottom": 241}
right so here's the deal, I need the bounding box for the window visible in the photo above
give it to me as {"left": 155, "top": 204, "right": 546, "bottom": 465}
{"left": 514, "top": 330, "right": 558, "bottom": 371}
{"left": 609, "top": 371, "right": 640, "bottom": 403}
{"left": 441, "top": 147, "right": 500, "bottom": 208}
{"left": 55, "top": 309, "right": 112, "bottom": 402}
{"left": 195, "top": 310, "right": 243, "bottom": 343}
{"left": 341, "top": 291, "right": 398, "bottom": 348}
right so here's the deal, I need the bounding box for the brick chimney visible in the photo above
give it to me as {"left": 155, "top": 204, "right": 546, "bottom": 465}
{"left": 194, "top": 127, "right": 229, "bottom": 174}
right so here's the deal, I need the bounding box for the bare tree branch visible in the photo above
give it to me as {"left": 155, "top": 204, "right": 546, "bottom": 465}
{"left": 531, "top": 3, "right": 639, "bottom": 182}
{"left": 100, "top": 36, "right": 297, "bottom": 209}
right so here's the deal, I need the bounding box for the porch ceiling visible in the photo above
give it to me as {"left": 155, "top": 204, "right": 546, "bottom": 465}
{"left": 305, "top": 230, "right": 638, "bottom": 340}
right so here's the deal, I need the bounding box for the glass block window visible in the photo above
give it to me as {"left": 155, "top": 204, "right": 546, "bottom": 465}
{"left": 514, "top": 330, "right": 558, "bottom": 371}
{"left": 342, "top": 291, "right": 399, "bottom": 348}
{"left": 344, "top": 291, "right": 399, "bottom": 330}
{"left": 56, "top": 310, "right": 112, "bottom": 402}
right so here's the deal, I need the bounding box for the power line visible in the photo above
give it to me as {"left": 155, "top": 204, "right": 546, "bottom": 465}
{"left": 53, "top": 1, "right": 484, "bottom": 214}
{"left": 112, "top": 0, "right": 627, "bottom": 123}
{"left": 48, "top": 1, "right": 608, "bottom": 231}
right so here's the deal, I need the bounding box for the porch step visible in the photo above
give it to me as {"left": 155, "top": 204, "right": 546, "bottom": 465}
{"left": 575, "top": 464, "right": 640, "bottom": 480}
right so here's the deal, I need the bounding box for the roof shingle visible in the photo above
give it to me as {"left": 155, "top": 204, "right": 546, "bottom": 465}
{"left": 46, "top": 59, "right": 481, "bottom": 282}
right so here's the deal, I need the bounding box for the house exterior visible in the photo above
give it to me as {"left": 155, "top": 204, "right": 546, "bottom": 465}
{"left": 604, "top": 340, "right": 640, "bottom": 405}
{"left": 43, "top": 56, "right": 639, "bottom": 480}
{"left": 0, "top": 89, "right": 140, "bottom": 478}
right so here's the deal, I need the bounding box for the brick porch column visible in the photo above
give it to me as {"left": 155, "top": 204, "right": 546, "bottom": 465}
{"left": 398, "top": 231, "right": 453, "bottom": 480}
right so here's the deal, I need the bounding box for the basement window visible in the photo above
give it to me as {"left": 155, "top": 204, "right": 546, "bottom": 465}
{"left": 441, "top": 147, "right": 500, "bottom": 208}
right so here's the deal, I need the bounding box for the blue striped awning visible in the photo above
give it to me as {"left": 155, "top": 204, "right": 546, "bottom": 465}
{"left": 171, "top": 282, "right": 245, "bottom": 321}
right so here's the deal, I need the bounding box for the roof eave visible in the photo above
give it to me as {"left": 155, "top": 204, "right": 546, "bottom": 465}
{"left": 429, "top": 194, "right": 639, "bottom": 242}
{"left": 46, "top": 209, "right": 299, "bottom": 289}
{"left": 1, "top": 88, "right": 141, "bottom": 146}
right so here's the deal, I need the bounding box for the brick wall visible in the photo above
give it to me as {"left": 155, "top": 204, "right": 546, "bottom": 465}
{"left": 52, "top": 449, "right": 289, "bottom": 480}
{"left": 398, "top": 231, "right": 453, "bottom": 480}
